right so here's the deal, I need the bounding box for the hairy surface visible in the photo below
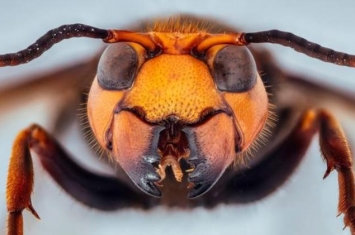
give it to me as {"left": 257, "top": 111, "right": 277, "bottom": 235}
{"left": 147, "top": 16, "right": 216, "bottom": 34}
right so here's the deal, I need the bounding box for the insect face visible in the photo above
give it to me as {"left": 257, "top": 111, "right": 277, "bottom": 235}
{"left": 87, "top": 31, "right": 269, "bottom": 198}
{"left": 3, "top": 17, "right": 355, "bottom": 235}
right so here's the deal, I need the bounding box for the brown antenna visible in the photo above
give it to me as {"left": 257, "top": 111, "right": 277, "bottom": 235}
{"left": 0, "top": 24, "right": 354, "bottom": 68}
{"left": 242, "top": 30, "right": 355, "bottom": 67}
{"left": 0, "top": 24, "right": 109, "bottom": 66}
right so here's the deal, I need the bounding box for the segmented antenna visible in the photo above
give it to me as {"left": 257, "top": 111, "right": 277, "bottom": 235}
{"left": 0, "top": 24, "right": 354, "bottom": 68}
{"left": 243, "top": 30, "right": 355, "bottom": 67}
{"left": 0, "top": 24, "right": 108, "bottom": 66}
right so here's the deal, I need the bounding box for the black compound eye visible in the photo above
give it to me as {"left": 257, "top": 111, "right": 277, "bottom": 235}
{"left": 97, "top": 43, "right": 139, "bottom": 90}
{"left": 212, "top": 45, "right": 257, "bottom": 92}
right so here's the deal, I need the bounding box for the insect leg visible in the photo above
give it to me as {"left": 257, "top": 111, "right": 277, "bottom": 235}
{"left": 218, "top": 109, "right": 355, "bottom": 233}
{"left": 6, "top": 124, "right": 152, "bottom": 235}
{"left": 318, "top": 110, "right": 355, "bottom": 233}
{"left": 6, "top": 126, "right": 39, "bottom": 235}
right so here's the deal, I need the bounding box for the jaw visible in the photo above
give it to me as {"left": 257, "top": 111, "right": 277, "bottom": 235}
{"left": 86, "top": 56, "right": 269, "bottom": 198}
{"left": 87, "top": 76, "right": 269, "bottom": 198}
{"left": 109, "top": 110, "right": 241, "bottom": 198}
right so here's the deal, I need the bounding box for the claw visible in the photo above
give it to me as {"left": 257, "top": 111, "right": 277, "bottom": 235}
{"left": 143, "top": 154, "right": 160, "bottom": 164}
{"left": 124, "top": 156, "right": 162, "bottom": 197}
{"left": 27, "top": 201, "right": 40, "bottom": 220}
{"left": 188, "top": 183, "right": 213, "bottom": 199}
{"left": 323, "top": 159, "right": 335, "bottom": 179}
{"left": 144, "top": 167, "right": 161, "bottom": 182}
{"left": 185, "top": 113, "right": 240, "bottom": 198}
{"left": 112, "top": 111, "right": 163, "bottom": 197}
{"left": 187, "top": 160, "right": 226, "bottom": 198}
{"left": 139, "top": 178, "right": 162, "bottom": 197}
{"left": 111, "top": 111, "right": 240, "bottom": 198}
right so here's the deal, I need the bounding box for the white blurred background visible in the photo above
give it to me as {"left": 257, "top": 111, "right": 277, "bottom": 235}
{"left": 0, "top": 1, "right": 355, "bottom": 235}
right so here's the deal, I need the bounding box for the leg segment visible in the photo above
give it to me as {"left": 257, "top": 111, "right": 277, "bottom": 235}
{"left": 6, "top": 124, "right": 152, "bottom": 235}
{"left": 6, "top": 127, "right": 39, "bottom": 235}
{"left": 215, "top": 109, "right": 355, "bottom": 233}
{"left": 319, "top": 110, "right": 355, "bottom": 233}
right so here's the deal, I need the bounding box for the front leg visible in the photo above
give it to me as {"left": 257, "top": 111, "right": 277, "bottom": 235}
{"left": 218, "top": 109, "right": 355, "bottom": 234}
{"left": 6, "top": 126, "right": 39, "bottom": 235}
{"left": 6, "top": 124, "right": 152, "bottom": 235}
{"left": 319, "top": 110, "right": 355, "bottom": 232}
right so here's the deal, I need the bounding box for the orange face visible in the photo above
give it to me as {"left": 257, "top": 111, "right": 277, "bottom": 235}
{"left": 87, "top": 27, "right": 269, "bottom": 198}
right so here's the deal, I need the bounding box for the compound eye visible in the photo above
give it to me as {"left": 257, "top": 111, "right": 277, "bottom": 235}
{"left": 97, "top": 43, "right": 139, "bottom": 90}
{"left": 212, "top": 45, "right": 257, "bottom": 92}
